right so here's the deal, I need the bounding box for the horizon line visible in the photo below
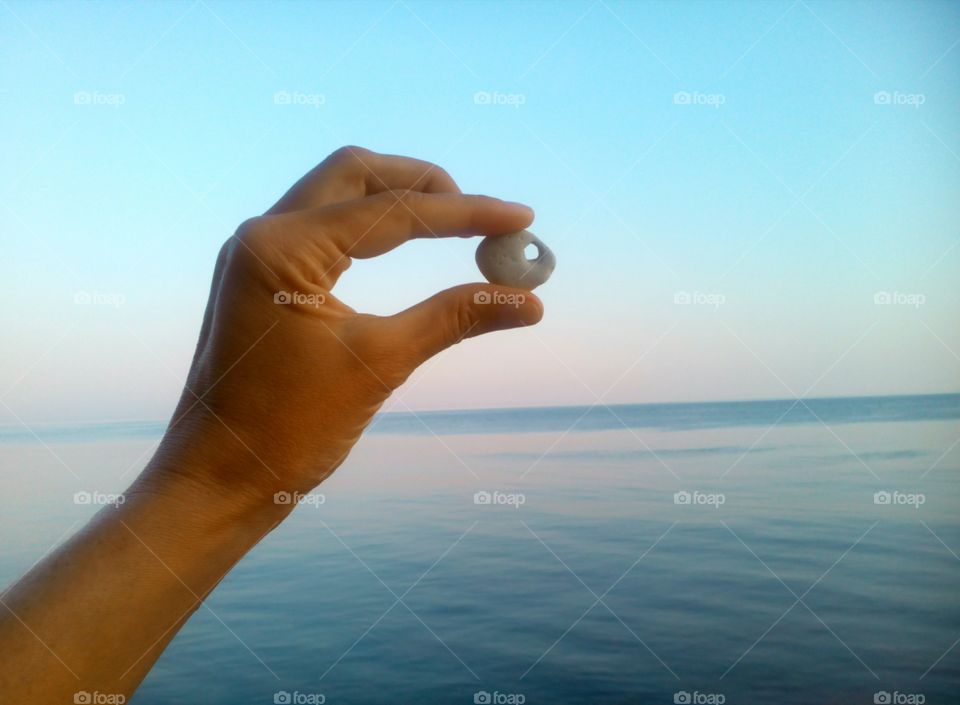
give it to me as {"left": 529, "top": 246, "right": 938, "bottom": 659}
{"left": 4, "top": 390, "right": 958, "bottom": 429}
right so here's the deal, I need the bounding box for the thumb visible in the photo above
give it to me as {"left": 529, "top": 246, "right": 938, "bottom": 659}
{"left": 388, "top": 283, "right": 544, "bottom": 364}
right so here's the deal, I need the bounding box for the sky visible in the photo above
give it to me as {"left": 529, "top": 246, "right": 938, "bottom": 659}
{"left": 1, "top": 0, "right": 958, "bottom": 423}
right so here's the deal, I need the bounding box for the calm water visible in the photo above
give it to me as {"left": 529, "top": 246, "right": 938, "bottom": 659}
{"left": 1, "top": 394, "right": 958, "bottom": 704}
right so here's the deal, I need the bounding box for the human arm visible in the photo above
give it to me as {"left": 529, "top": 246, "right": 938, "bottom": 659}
{"left": 0, "top": 147, "right": 542, "bottom": 704}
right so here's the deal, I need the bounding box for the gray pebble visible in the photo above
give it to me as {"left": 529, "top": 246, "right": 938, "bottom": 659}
{"left": 475, "top": 230, "right": 555, "bottom": 290}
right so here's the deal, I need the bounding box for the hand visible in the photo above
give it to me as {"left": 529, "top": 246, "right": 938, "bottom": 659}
{"left": 143, "top": 146, "right": 543, "bottom": 507}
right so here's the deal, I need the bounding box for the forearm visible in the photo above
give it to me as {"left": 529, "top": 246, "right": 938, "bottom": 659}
{"left": 0, "top": 450, "right": 290, "bottom": 704}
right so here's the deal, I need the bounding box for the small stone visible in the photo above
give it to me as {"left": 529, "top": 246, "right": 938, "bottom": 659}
{"left": 475, "top": 230, "right": 555, "bottom": 290}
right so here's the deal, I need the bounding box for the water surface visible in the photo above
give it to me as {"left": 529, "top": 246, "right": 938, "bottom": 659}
{"left": 1, "top": 394, "right": 958, "bottom": 704}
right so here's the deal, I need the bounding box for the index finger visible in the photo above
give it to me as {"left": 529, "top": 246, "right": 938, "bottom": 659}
{"left": 313, "top": 189, "right": 535, "bottom": 259}
{"left": 266, "top": 146, "right": 461, "bottom": 214}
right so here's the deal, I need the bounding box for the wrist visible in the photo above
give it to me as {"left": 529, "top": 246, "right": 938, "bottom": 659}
{"left": 127, "top": 436, "right": 296, "bottom": 540}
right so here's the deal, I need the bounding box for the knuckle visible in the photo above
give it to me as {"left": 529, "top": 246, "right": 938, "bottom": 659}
{"left": 373, "top": 188, "right": 424, "bottom": 216}
{"left": 464, "top": 195, "right": 496, "bottom": 228}
{"left": 226, "top": 216, "right": 275, "bottom": 261}
{"left": 425, "top": 163, "right": 453, "bottom": 185}
{"left": 394, "top": 188, "right": 423, "bottom": 206}
{"left": 233, "top": 216, "right": 269, "bottom": 246}
{"left": 329, "top": 145, "right": 372, "bottom": 166}
{"left": 472, "top": 194, "right": 498, "bottom": 208}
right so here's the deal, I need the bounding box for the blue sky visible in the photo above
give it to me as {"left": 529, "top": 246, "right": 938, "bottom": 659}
{"left": 1, "top": 0, "right": 958, "bottom": 422}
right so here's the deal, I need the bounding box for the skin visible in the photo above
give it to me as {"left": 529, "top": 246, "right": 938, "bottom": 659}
{"left": 0, "top": 146, "right": 543, "bottom": 704}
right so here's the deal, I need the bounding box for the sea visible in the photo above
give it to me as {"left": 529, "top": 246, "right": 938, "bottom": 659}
{"left": 1, "top": 394, "right": 958, "bottom": 704}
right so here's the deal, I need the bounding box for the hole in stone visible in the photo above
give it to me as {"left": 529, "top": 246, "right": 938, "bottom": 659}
{"left": 523, "top": 243, "right": 539, "bottom": 261}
